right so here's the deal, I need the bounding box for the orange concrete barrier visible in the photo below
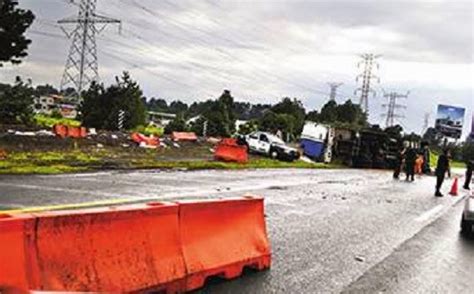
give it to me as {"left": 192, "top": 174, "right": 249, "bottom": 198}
{"left": 0, "top": 197, "right": 272, "bottom": 293}
{"left": 0, "top": 148, "right": 7, "bottom": 160}
{"left": 0, "top": 214, "right": 33, "bottom": 293}
{"left": 0, "top": 203, "right": 186, "bottom": 293}
{"left": 214, "top": 138, "right": 248, "bottom": 163}
{"left": 171, "top": 132, "right": 198, "bottom": 142}
{"left": 52, "top": 124, "right": 67, "bottom": 138}
{"left": 53, "top": 125, "right": 87, "bottom": 139}
{"left": 131, "top": 132, "right": 159, "bottom": 146}
{"left": 178, "top": 197, "right": 271, "bottom": 291}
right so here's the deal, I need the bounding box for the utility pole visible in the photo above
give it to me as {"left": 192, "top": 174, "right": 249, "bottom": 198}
{"left": 355, "top": 54, "right": 381, "bottom": 114}
{"left": 58, "top": 0, "right": 121, "bottom": 98}
{"left": 327, "top": 82, "right": 343, "bottom": 102}
{"left": 382, "top": 91, "right": 409, "bottom": 128}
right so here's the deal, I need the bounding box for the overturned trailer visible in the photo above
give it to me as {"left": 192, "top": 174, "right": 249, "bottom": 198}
{"left": 334, "top": 127, "right": 402, "bottom": 169}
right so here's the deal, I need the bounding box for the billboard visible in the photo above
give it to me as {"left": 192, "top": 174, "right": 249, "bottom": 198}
{"left": 435, "top": 104, "right": 465, "bottom": 139}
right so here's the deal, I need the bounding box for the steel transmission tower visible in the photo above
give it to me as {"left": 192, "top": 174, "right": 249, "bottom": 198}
{"left": 421, "top": 112, "right": 430, "bottom": 134}
{"left": 58, "top": 0, "right": 120, "bottom": 97}
{"left": 327, "top": 82, "right": 343, "bottom": 101}
{"left": 382, "top": 91, "right": 409, "bottom": 128}
{"left": 355, "top": 54, "right": 381, "bottom": 113}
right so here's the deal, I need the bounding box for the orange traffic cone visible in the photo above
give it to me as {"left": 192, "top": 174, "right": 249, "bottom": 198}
{"left": 449, "top": 177, "right": 459, "bottom": 196}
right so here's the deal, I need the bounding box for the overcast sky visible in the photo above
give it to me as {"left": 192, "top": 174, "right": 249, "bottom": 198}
{"left": 1, "top": 0, "right": 473, "bottom": 136}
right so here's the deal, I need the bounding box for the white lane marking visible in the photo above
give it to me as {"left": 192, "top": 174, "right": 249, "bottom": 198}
{"left": 36, "top": 171, "right": 114, "bottom": 178}
{"left": 415, "top": 204, "right": 444, "bottom": 222}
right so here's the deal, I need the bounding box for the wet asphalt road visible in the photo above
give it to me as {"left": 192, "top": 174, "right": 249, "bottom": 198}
{"left": 0, "top": 168, "right": 472, "bottom": 293}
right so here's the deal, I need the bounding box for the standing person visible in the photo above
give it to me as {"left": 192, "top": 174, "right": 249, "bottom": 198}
{"left": 463, "top": 159, "right": 473, "bottom": 190}
{"left": 435, "top": 149, "right": 451, "bottom": 197}
{"left": 405, "top": 146, "right": 417, "bottom": 181}
{"left": 421, "top": 143, "right": 431, "bottom": 174}
{"left": 393, "top": 147, "right": 405, "bottom": 179}
{"left": 415, "top": 154, "right": 424, "bottom": 175}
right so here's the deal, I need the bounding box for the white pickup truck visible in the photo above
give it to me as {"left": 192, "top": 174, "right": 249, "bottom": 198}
{"left": 244, "top": 131, "right": 300, "bottom": 162}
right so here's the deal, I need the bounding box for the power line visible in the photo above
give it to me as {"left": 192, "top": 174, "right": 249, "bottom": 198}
{"left": 382, "top": 90, "right": 409, "bottom": 128}
{"left": 355, "top": 53, "right": 381, "bottom": 114}
{"left": 116, "top": 0, "right": 332, "bottom": 97}
{"left": 58, "top": 0, "right": 121, "bottom": 97}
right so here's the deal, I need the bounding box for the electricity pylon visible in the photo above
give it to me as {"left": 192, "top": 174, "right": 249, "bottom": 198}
{"left": 382, "top": 91, "right": 409, "bottom": 128}
{"left": 328, "top": 82, "right": 343, "bottom": 101}
{"left": 355, "top": 54, "right": 381, "bottom": 113}
{"left": 58, "top": 0, "right": 120, "bottom": 98}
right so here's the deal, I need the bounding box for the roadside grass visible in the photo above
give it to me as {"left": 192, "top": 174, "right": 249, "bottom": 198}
{"left": 129, "top": 157, "right": 342, "bottom": 171}
{"left": 132, "top": 125, "right": 164, "bottom": 136}
{"left": 429, "top": 152, "right": 465, "bottom": 169}
{"left": 0, "top": 151, "right": 99, "bottom": 174}
{"left": 0, "top": 149, "right": 342, "bottom": 175}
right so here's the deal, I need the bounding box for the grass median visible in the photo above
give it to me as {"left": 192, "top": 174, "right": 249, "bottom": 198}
{"left": 0, "top": 149, "right": 342, "bottom": 175}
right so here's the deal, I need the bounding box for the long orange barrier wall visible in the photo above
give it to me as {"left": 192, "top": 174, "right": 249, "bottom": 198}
{"left": 0, "top": 197, "right": 271, "bottom": 293}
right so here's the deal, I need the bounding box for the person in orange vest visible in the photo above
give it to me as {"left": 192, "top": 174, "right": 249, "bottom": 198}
{"left": 415, "top": 153, "right": 424, "bottom": 175}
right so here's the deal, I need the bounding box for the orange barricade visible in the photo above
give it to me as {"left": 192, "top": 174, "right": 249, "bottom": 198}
{"left": 0, "top": 214, "right": 33, "bottom": 293}
{"left": 66, "top": 126, "right": 81, "bottom": 138}
{"left": 131, "top": 132, "right": 159, "bottom": 146}
{"left": 171, "top": 132, "right": 198, "bottom": 142}
{"left": 52, "top": 124, "right": 67, "bottom": 138}
{"left": 79, "top": 127, "right": 87, "bottom": 138}
{"left": 0, "top": 203, "right": 186, "bottom": 293}
{"left": 0, "top": 197, "right": 272, "bottom": 293}
{"left": 178, "top": 197, "right": 271, "bottom": 291}
{"left": 53, "top": 125, "right": 87, "bottom": 139}
{"left": 214, "top": 138, "right": 248, "bottom": 163}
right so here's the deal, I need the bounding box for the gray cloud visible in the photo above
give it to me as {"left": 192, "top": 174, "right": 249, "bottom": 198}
{"left": 1, "top": 0, "right": 472, "bottom": 134}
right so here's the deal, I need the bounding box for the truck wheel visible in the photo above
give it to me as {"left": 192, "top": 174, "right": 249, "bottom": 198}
{"left": 270, "top": 150, "right": 278, "bottom": 159}
{"left": 461, "top": 215, "right": 472, "bottom": 236}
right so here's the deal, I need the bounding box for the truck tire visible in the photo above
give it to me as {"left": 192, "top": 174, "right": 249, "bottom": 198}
{"left": 461, "top": 215, "right": 472, "bottom": 236}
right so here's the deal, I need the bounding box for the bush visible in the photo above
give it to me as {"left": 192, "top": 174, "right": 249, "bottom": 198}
{"left": 133, "top": 125, "right": 164, "bottom": 136}
{"left": 33, "top": 114, "right": 81, "bottom": 128}
{"left": 164, "top": 114, "right": 188, "bottom": 134}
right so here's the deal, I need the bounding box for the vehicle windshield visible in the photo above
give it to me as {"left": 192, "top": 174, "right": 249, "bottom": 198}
{"left": 266, "top": 134, "right": 285, "bottom": 145}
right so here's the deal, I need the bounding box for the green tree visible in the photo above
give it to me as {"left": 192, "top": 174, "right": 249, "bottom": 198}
{"left": 191, "top": 90, "right": 236, "bottom": 137}
{"left": 269, "top": 97, "right": 305, "bottom": 137}
{"left": 0, "top": 76, "right": 34, "bottom": 124}
{"left": 81, "top": 72, "right": 146, "bottom": 130}
{"left": 318, "top": 100, "right": 338, "bottom": 123}
{"left": 35, "top": 84, "right": 59, "bottom": 96}
{"left": 169, "top": 100, "right": 188, "bottom": 114}
{"left": 238, "top": 120, "right": 258, "bottom": 135}
{"left": 0, "top": 0, "right": 35, "bottom": 66}
{"left": 164, "top": 113, "right": 188, "bottom": 134}
{"left": 306, "top": 110, "right": 319, "bottom": 122}
{"left": 461, "top": 142, "right": 474, "bottom": 162}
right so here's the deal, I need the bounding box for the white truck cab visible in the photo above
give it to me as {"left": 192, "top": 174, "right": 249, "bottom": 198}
{"left": 246, "top": 132, "right": 282, "bottom": 155}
